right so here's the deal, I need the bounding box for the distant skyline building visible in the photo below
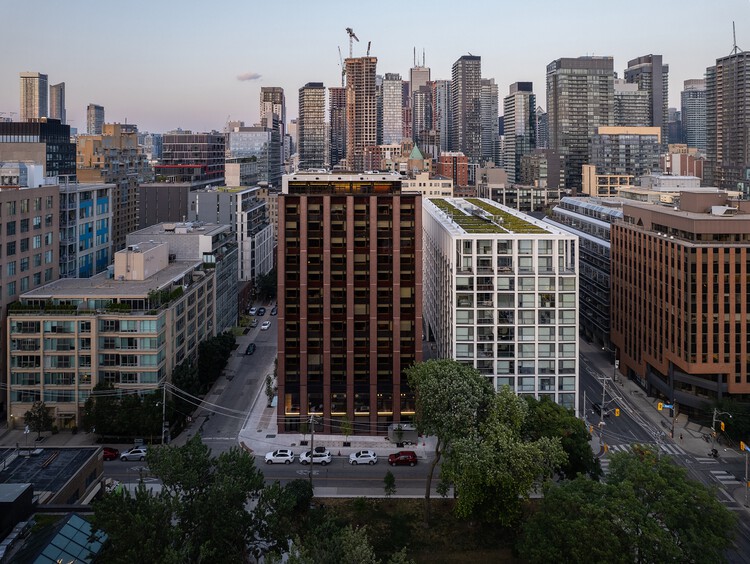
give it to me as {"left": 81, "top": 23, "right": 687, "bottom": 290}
{"left": 86, "top": 104, "right": 104, "bottom": 135}
{"left": 535, "top": 107, "right": 548, "bottom": 149}
{"left": 382, "top": 73, "right": 404, "bottom": 145}
{"left": 451, "top": 55, "right": 482, "bottom": 169}
{"left": 624, "top": 54, "right": 669, "bottom": 146}
{"left": 589, "top": 126, "right": 661, "bottom": 177}
{"left": 546, "top": 56, "right": 614, "bottom": 191}
{"left": 329, "top": 86, "right": 347, "bottom": 168}
{"left": 49, "top": 82, "right": 65, "bottom": 124}
{"left": 613, "top": 78, "right": 650, "bottom": 127}
{"left": 19, "top": 72, "right": 48, "bottom": 122}
{"left": 297, "top": 82, "right": 327, "bottom": 169}
{"left": 433, "top": 80, "right": 452, "bottom": 155}
{"left": 681, "top": 78, "right": 706, "bottom": 151}
{"left": 345, "top": 56, "right": 379, "bottom": 171}
{"left": 260, "top": 86, "right": 286, "bottom": 168}
{"left": 705, "top": 49, "right": 750, "bottom": 195}
{"left": 226, "top": 126, "right": 280, "bottom": 187}
{"left": 480, "top": 78, "right": 499, "bottom": 166}
{"left": 503, "top": 82, "right": 536, "bottom": 183}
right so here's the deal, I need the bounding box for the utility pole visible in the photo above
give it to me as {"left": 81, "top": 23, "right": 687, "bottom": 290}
{"left": 712, "top": 408, "right": 732, "bottom": 457}
{"left": 162, "top": 383, "right": 168, "bottom": 445}
{"left": 308, "top": 414, "right": 316, "bottom": 489}
{"left": 599, "top": 372, "right": 607, "bottom": 451}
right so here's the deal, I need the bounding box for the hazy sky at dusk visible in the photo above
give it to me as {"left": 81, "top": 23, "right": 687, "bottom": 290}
{"left": 2, "top": 0, "right": 747, "bottom": 133}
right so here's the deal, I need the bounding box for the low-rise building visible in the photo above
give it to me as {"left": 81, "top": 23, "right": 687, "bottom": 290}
{"left": 401, "top": 172, "right": 453, "bottom": 197}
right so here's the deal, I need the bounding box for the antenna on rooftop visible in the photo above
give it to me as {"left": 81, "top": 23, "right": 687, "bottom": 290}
{"left": 731, "top": 21, "right": 744, "bottom": 55}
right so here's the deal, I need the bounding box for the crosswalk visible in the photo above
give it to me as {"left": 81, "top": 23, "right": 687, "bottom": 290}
{"left": 695, "top": 456, "right": 721, "bottom": 465}
{"left": 606, "top": 443, "right": 687, "bottom": 456}
{"left": 710, "top": 470, "right": 742, "bottom": 487}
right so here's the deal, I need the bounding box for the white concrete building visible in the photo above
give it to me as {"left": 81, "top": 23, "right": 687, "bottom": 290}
{"left": 422, "top": 197, "right": 579, "bottom": 411}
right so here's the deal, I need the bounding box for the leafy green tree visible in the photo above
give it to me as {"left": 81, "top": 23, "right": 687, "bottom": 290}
{"left": 340, "top": 418, "right": 354, "bottom": 444}
{"left": 519, "top": 446, "right": 736, "bottom": 563}
{"left": 252, "top": 480, "right": 313, "bottom": 558}
{"left": 383, "top": 470, "right": 396, "bottom": 498}
{"left": 289, "top": 522, "right": 379, "bottom": 564}
{"left": 197, "top": 332, "right": 236, "bottom": 390}
{"left": 256, "top": 267, "right": 277, "bottom": 300}
{"left": 24, "top": 400, "right": 53, "bottom": 439}
{"left": 405, "top": 359, "right": 495, "bottom": 523}
{"left": 524, "top": 395, "right": 600, "bottom": 479}
{"left": 441, "top": 387, "right": 566, "bottom": 526}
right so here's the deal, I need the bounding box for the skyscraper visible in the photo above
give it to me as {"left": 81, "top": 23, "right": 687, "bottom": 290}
{"left": 345, "top": 56, "right": 378, "bottom": 171}
{"left": 480, "top": 78, "right": 499, "bottom": 166}
{"left": 87, "top": 104, "right": 104, "bottom": 134}
{"left": 433, "top": 80, "right": 451, "bottom": 155}
{"left": 382, "top": 73, "right": 403, "bottom": 145}
{"left": 706, "top": 50, "right": 750, "bottom": 194}
{"left": 49, "top": 82, "right": 66, "bottom": 124}
{"left": 546, "top": 56, "right": 614, "bottom": 191}
{"left": 613, "top": 78, "right": 650, "bottom": 127}
{"left": 329, "top": 86, "right": 347, "bottom": 168}
{"left": 503, "top": 82, "right": 536, "bottom": 184}
{"left": 624, "top": 54, "right": 669, "bottom": 146}
{"left": 260, "top": 87, "right": 286, "bottom": 129}
{"left": 535, "top": 107, "right": 548, "bottom": 149}
{"left": 451, "top": 55, "right": 482, "bottom": 167}
{"left": 19, "top": 72, "right": 48, "bottom": 122}
{"left": 298, "top": 82, "right": 327, "bottom": 169}
{"left": 681, "top": 79, "right": 706, "bottom": 151}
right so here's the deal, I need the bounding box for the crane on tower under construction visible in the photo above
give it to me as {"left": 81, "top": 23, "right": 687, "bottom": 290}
{"left": 345, "top": 27, "right": 359, "bottom": 58}
{"left": 337, "top": 46, "right": 345, "bottom": 87}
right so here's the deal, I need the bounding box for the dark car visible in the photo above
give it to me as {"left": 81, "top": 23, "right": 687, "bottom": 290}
{"left": 270, "top": 306, "right": 278, "bottom": 316}
{"left": 102, "top": 447, "right": 120, "bottom": 461}
{"left": 245, "top": 343, "right": 256, "bottom": 355}
{"left": 388, "top": 451, "right": 418, "bottom": 467}
{"left": 592, "top": 402, "right": 610, "bottom": 417}
{"left": 257, "top": 307, "right": 266, "bottom": 316}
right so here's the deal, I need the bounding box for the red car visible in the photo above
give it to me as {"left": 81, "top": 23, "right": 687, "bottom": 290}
{"left": 102, "top": 447, "right": 120, "bottom": 461}
{"left": 388, "top": 451, "right": 418, "bottom": 467}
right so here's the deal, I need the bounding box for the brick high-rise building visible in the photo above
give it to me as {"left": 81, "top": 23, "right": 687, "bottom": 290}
{"left": 277, "top": 172, "right": 422, "bottom": 435}
{"left": 345, "top": 57, "right": 378, "bottom": 171}
{"left": 610, "top": 192, "right": 750, "bottom": 413}
{"left": 438, "top": 151, "right": 469, "bottom": 188}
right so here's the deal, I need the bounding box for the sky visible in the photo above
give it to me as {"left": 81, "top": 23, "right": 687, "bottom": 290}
{"left": 2, "top": 0, "right": 748, "bottom": 133}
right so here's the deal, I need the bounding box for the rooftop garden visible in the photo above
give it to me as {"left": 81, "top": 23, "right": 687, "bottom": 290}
{"left": 465, "top": 198, "right": 548, "bottom": 234}
{"left": 430, "top": 199, "right": 507, "bottom": 233}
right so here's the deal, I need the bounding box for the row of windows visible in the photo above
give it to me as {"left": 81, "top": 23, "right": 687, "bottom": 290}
{"left": 3, "top": 196, "right": 54, "bottom": 217}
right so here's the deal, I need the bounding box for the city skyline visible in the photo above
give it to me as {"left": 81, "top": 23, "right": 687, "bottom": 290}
{"left": 1, "top": 0, "right": 747, "bottom": 133}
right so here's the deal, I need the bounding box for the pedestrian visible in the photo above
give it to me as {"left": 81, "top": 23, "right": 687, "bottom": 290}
{"left": 680, "top": 433, "right": 683, "bottom": 441}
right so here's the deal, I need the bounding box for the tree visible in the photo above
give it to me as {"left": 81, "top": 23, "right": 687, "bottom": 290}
{"left": 518, "top": 446, "right": 737, "bottom": 563}
{"left": 383, "top": 470, "right": 396, "bottom": 498}
{"left": 341, "top": 418, "right": 353, "bottom": 445}
{"left": 524, "top": 395, "right": 600, "bottom": 479}
{"left": 405, "top": 359, "right": 496, "bottom": 524}
{"left": 24, "top": 401, "right": 53, "bottom": 439}
{"left": 265, "top": 374, "right": 276, "bottom": 407}
{"left": 256, "top": 267, "right": 277, "bottom": 301}
{"left": 440, "top": 387, "right": 566, "bottom": 526}
{"left": 92, "top": 435, "right": 267, "bottom": 563}
{"left": 252, "top": 480, "right": 313, "bottom": 557}
{"left": 289, "top": 521, "right": 378, "bottom": 564}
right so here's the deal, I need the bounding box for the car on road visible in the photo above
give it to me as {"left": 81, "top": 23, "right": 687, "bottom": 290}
{"left": 264, "top": 449, "right": 295, "bottom": 464}
{"left": 248, "top": 307, "right": 257, "bottom": 315}
{"left": 388, "top": 451, "right": 417, "bottom": 467}
{"left": 102, "top": 447, "right": 120, "bottom": 461}
{"left": 270, "top": 306, "right": 278, "bottom": 316}
{"left": 250, "top": 319, "right": 258, "bottom": 328}
{"left": 245, "top": 343, "right": 256, "bottom": 355}
{"left": 299, "top": 448, "right": 332, "bottom": 465}
{"left": 349, "top": 450, "right": 378, "bottom": 465}
{"left": 120, "top": 446, "right": 148, "bottom": 461}
{"left": 592, "top": 402, "right": 609, "bottom": 417}
{"left": 261, "top": 321, "right": 271, "bottom": 331}
{"left": 257, "top": 307, "right": 267, "bottom": 316}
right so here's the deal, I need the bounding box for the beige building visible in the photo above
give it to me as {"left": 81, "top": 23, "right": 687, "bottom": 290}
{"left": 401, "top": 172, "right": 453, "bottom": 197}
{"left": 256, "top": 186, "right": 280, "bottom": 243}
{"left": 76, "top": 123, "right": 152, "bottom": 252}
{"left": 581, "top": 164, "right": 634, "bottom": 197}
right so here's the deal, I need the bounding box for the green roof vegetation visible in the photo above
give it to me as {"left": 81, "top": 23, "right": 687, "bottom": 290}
{"left": 465, "top": 198, "right": 548, "bottom": 234}
{"left": 430, "top": 199, "right": 507, "bottom": 233}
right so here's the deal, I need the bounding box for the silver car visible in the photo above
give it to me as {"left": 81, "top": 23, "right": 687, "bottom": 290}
{"left": 120, "top": 446, "right": 148, "bottom": 461}
{"left": 264, "top": 449, "right": 295, "bottom": 464}
{"left": 349, "top": 450, "right": 378, "bottom": 465}
{"left": 299, "top": 449, "right": 332, "bottom": 465}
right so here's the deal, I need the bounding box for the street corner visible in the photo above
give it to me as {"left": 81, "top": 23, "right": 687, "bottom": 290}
{"left": 240, "top": 440, "right": 254, "bottom": 455}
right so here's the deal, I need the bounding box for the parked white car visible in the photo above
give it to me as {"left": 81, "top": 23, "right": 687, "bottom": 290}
{"left": 260, "top": 321, "right": 271, "bottom": 331}
{"left": 299, "top": 449, "right": 332, "bottom": 465}
{"left": 120, "top": 446, "right": 148, "bottom": 461}
{"left": 264, "top": 449, "right": 295, "bottom": 464}
{"left": 349, "top": 450, "right": 378, "bottom": 465}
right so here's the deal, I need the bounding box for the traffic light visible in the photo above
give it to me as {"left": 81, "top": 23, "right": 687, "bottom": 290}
{"left": 741, "top": 441, "right": 746, "bottom": 452}
{"left": 589, "top": 425, "right": 594, "bottom": 434}
{"left": 657, "top": 402, "right": 663, "bottom": 411}
{"left": 603, "top": 443, "right": 609, "bottom": 453}
{"left": 615, "top": 408, "right": 621, "bottom": 417}
{"left": 721, "top": 421, "right": 726, "bottom": 432}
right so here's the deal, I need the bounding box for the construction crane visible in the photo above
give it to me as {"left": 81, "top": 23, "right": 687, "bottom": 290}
{"left": 337, "top": 46, "right": 345, "bottom": 87}
{"left": 346, "top": 27, "right": 359, "bottom": 58}
{"left": 366, "top": 41, "right": 371, "bottom": 57}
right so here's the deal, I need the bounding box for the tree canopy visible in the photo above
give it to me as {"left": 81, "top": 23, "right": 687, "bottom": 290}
{"left": 24, "top": 400, "right": 53, "bottom": 439}
{"left": 518, "top": 445, "right": 737, "bottom": 563}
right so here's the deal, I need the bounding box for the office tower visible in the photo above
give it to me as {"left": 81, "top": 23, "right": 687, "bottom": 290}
{"left": 49, "top": 82, "right": 66, "bottom": 124}
{"left": 589, "top": 126, "right": 661, "bottom": 178}
{"left": 451, "top": 55, "right": 482, "bottom": 168}
{"left": 422, "top": 197, "right": 579, "bottom": 411}
{"left": 158, "top": 130, "right": 225, "bottom": 184}
{"left": 681, "top": 79, "right": 707, "bottom": 151}
{"left": 706, "top": 50, "right": 750, "bottom": 194}
{"left": 667, "top": 107, "right": 684, "bottom": 145}
{"left": 19, "top": 72, "right": 48, "bottom": 122}
{"left": 260, "top": 87, "right": 286, "bottom": 168}
{"left": 480, "top": 78, "right": 499, "bottom": 166}
{"left": 277, "top": 172, "right": 422, "bottom": 435}
{"left": 0, "top": 118, "right": 76, "bottom": 179}
{"left": 410, "top": 58, "right": 431, "bottom": 98}
{"left": 226, "top": 125, "right": 279, "bottom": 186}
{"left": 298, "top": 82, "right": 327, "bottom": 169}
{"left": 437, "top": 151, "right": 469, "bottom": 187}
{"left": 433, "top": 80, "right": 452, "bottom": 155}
{"left": 401, "top": 80, "right": 412, "bottom": 141}
{"left": 87, "top": 104, "right": 104, "bottom": 135}
{"left": 535, "top": 107, "right": 548, "bottom": 149}
{"left": 410, "top": 57, "right": 431, "bottom": 146}
{"left": 345, "top": 56, "right": 378, "bottom": 171}
{"left": 382, "top": 74, "right": 403, "bottom": 145}
{"left": 503, "top": 82, "right": 536, "bottom": 183}
{"left": 546, "top": 56, "right": 614, "bottom": 191}
{"left": 76, "top": 123, "right": 151, "bottom": 252}
{"left": 611, "top": 192, "right": 750, "bottom": 413}
{"left": 624, "top": 54, "right": 669, "bottom": 146}
{"left": 6, "top": 224, "right": 235, "bottom": 428}
{"left": 329, "top": 86, "right": 347, "bottom": 168}
{"left": 613, "top": 79, "right": 650, "bottom": 126}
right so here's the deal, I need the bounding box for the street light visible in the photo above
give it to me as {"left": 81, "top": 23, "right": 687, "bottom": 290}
{"left": 711, "top": 408, "right": 732, "bottom": 456}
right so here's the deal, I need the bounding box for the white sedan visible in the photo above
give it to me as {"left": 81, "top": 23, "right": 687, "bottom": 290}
{"left": 264, "top": 449, "right": 295, "bottom": 464}
{"left": 299, "top": 449, "right": 332, "bottom": 465}
{"left": 261, "top": 321, "right": 272, "bottom": 331}
{"left": 349, "top": 450, "right": 378, "bottom": 465}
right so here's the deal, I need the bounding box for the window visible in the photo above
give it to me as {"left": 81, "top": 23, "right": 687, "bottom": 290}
{"left": 6, "top": 201, "right": 16, "bottom": 216}
{"left": 45, "top": 250, "right": 53, "bottom": 263}
{"left": 7, "top": 281, "right": 15, "bottom": 297}
{"left": 33, "top": 216, "right": 41, "bottom": 229}
{"left": 20, "top": 199, "right": 29, "bottom": 213}
{"left": 44, "top": 233, "right": 53, "bottom": 245}
{"left": 45, "top": 214, "right": 53, "bottom": 227}
{"left": 32, "top": 235, "right": 41, "bottom": 249}
{"left": 33, "top": 197, "right": 42, "bottom": 211}
{"left": 6, "top": 221, "right": 15, "bottom": 236}
{"left": 33, "top": 272, "right": 41, "bottom": 285}
{"left": 20, "top": 276, "right": 28, "bottom": 292}
{"left": 20, "top": 238, "right": 28, "bottom": 252}
{"left": 6, "top": 242, "right": 15, "bottom": 257}
{"left": 46, "top": 195, "right": 54, "bottom": 209}
{"left": 33, "top": 253, "right": 41, "bottom": 267}
{"left": 44, "top": 267, "right": 53, "bottom": 281}
{"left": 20, "top": 257, "right": 28, "bottom": 272}
{"left": 20, "top": 218, "right": 29, "bottom": 233}
{"left": 6, "top": 262, "right": 15, "bottom": 277}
